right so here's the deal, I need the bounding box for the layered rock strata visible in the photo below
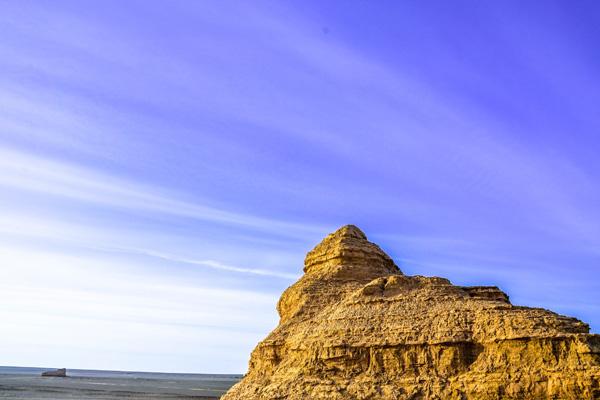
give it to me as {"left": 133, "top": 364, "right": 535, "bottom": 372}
{"left": 223, "top": 225, "right": 600, "bottom": 400}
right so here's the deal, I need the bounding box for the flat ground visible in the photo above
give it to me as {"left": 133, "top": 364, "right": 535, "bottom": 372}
{"left": 0, "top": 368, "right": 240, "bottom": 400}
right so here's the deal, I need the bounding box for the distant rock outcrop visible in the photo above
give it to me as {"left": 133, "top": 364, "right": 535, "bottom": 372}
{"left": 223, "top": 225, "right": 600, "bottom": 400}
{"left": 41, "top": 368, "right": 67, "bottom": 377}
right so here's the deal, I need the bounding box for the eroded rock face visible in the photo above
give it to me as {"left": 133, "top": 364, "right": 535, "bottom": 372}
{"left": 223, "top": 225, "right": 600, "bottom": 400}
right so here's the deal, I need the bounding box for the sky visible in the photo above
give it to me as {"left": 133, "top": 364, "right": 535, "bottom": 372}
{"left": 1, "top": 0, "right": 600, "bottom": 374}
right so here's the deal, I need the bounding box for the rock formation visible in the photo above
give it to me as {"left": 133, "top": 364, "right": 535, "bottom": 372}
{"left": 223, "top": 225, "right": 600, "bottom": 399}
{"left": 41, "top": 368, "right": 67, "bottom": 377}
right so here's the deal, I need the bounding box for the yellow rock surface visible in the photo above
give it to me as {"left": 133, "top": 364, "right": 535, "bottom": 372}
{"left": 222, "top": 225, "right": 600, "bottom": 400}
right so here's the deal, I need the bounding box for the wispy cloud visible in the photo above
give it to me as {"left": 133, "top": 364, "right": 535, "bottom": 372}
{"left": 1, "top": 0, "right": 599, "bottom": 372}
{"left": 0, "top": 147, "right": 325, "bottom": 238}
{"left": 0, "top": 245, "right": 279, "bottom": 372}
{"left": 105, "top": 247, "right": 299, "bottom": 280}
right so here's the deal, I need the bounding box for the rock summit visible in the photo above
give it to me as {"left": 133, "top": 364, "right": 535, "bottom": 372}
{"left": 223, "top": 225, "right": 600, "bottom": 399}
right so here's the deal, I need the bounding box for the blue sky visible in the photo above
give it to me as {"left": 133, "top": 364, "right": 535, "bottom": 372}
{"left": 1, "top": 0, "right": 600, "bottom": 373}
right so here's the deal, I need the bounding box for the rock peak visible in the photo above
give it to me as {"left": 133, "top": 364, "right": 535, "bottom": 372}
{"left": 303, "top": 225, "right": 399, "bottom": 274}
{"left": 276, "top": 225, "right": 401, "bottom": 324}
{"left": 332, "top": 224, "right": 367, "bottom": 239}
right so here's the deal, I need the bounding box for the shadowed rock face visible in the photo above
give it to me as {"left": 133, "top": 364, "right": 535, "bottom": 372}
{"left": 223, "top": 225, "right": 600, "bottom": 400}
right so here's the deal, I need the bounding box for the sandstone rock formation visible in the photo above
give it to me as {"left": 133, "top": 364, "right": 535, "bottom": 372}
{"left": 223, "top": 225, "right": 600, "bottom": 400}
